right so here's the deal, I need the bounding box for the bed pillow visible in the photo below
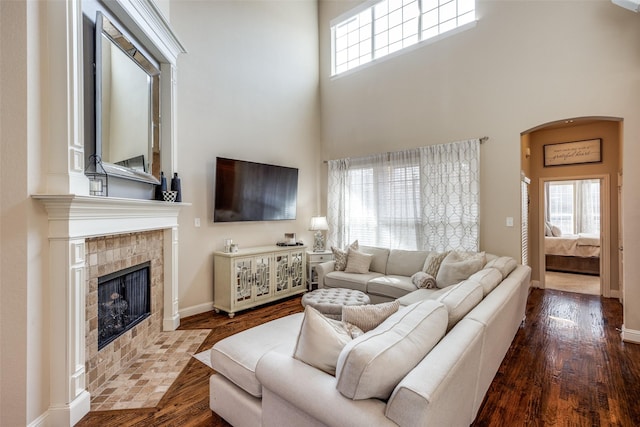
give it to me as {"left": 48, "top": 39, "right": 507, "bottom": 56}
{"left": 332, "top": 240, "right": 359, "bottom": 271}
{"left": 551, "top": 225, "right": 562, "bottom": 237}
{"left": 436, "top": 251, "right": 486, "bottom": 288}
{"left": 545, "top": 222, "right": 553, "bottom": 236}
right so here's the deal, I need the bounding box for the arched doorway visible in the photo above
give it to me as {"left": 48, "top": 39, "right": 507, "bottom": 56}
{"left": 520, "top": 117, "right": 622, "bottom": 298}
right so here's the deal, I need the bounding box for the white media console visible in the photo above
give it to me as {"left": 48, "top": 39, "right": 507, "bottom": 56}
{"left": 213, "top": 245, "right": 307, "bottom": 317}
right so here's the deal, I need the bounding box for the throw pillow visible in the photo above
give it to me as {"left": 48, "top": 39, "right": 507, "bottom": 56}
{"left": 435, "top": 251, "right": 486, "bottom": 289}
{"left": 336, "top": 299, "right": 448, "bottom": 400}
{"left": 411, "top": 271, "right": 437, "bottom": 289}
{"left": 422, "top": 251, "right": 450, "bottom": 277}
{"left": 344, "top": 249, "right": 373, "bottom": 274}
{"left": 332, "top": 240, "right": 359, "bottom": 271}
{"left": 544, "top": 222, "right": 553, "bottom": 236}
{"left": 342, "top": 300, "right": 401, "bottom": 332}
{"left": 293, "top": 306, "right": 362, "bottom": 375}
{"left": 551, "top": 224, "right": 562, "bottom": 237}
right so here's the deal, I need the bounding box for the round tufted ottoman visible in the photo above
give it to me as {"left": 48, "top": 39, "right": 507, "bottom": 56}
{"left": 301, "top": 288, "right": 370, "bottom": 320}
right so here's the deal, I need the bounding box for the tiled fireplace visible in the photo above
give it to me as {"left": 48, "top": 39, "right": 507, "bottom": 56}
{"left": 34, "top": 195, "right": 185, "bottom": 426}
{"left": 85, "top": 231, "right": 164, "bottom": 395}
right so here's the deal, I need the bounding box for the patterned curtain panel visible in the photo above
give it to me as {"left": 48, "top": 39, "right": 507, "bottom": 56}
{"left": 327, "top": 139, "right": 480, "bottom": 252}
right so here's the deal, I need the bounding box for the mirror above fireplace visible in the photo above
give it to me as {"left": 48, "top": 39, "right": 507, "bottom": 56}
{"left": 88, "top": 11, "right": 162, "bottom": 198}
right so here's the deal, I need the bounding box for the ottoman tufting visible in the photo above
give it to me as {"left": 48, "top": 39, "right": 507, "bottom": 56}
{"left": 301, "top": 288, "right": 371, "bottom": 320}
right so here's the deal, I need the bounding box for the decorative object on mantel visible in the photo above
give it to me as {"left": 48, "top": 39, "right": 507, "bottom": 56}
{"left": 155, "top": 171, "right": 168, "bottom": 201}
{"left": 309, "top": 216, "right": 329, "bottom": 252}
{"left": 162, "top": 190, "right": 178, "bottom": 202}
{"left": 544, "top": 138, "right": 602, "bottom": 167}
{"left": 171, "top": 172, "right": 182, "bottom": 202}
{"left": 85, "top": 154, "right": 108, "bottom": 196}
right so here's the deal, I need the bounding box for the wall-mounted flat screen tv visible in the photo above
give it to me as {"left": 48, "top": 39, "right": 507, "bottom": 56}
{"left": 214, "top": 157, "right": 298, "bottom": 222}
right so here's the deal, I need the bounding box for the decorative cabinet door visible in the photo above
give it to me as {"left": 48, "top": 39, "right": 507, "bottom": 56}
{"left": 253, "top": 254, "right": 272, "bottom": 302}
{"left": 275, "top": 253, "right": 290, "bottom": 294}
{"left": 274, "top": 250, "right": 305, "bottom": 295}
{"left": 233, "top": 257, "right": 254, "bottom": 307}
{"left": 289, "top": 250, "right": 305, "bottom": 291}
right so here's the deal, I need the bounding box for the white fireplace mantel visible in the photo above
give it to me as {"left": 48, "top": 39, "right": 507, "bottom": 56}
{"left": 33, "top": 194, "right": 188, "bottom": 426}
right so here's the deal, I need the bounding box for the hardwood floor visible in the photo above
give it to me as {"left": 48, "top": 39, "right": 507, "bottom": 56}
{"left": 77, "top": 289, "right": 640, "bottom": 427}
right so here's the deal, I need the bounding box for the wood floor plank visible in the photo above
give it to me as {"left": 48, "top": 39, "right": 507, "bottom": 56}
{"left": 77, "top": 289, "right": 640, "bottom": 427}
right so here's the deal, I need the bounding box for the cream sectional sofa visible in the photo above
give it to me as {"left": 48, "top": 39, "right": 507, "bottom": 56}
{"left": 209, "top": 251, "right": 532, "bottom": 427}
{"left": 317, "top": 245, "right": 491, "bottom": 303}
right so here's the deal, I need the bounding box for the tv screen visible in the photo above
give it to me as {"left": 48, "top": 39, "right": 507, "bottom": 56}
{"left": 214, "top": 157, "right": 299, "bottom": 222}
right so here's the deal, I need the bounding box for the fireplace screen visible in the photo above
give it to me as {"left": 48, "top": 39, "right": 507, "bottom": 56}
{"left": 98, "top": 261, "right": 151, "bottom": 350}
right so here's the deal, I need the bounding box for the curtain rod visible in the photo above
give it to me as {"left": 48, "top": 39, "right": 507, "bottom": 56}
{"left": 322, "top": 137, "right": 490, "bottom": 164}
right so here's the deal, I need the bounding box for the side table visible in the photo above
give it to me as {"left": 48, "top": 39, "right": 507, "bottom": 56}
{"left": 306, "top": 250, "right": 333, "bottom": 291}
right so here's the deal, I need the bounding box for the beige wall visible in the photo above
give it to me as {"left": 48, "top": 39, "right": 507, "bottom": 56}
{"left": 170, "top": 0, "right": 321, "bottom": 314}
{"left": 525, "top": 120, "right": 621, "bottom": 291}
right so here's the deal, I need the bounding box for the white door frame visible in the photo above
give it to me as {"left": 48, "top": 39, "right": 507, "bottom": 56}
{"left": 538, "top": 174, "right": 611, "bottom": 297}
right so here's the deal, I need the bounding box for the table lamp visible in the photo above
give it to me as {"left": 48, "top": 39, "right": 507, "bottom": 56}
{"left": 309, "top": 216, "right": 329, "bottom": 252}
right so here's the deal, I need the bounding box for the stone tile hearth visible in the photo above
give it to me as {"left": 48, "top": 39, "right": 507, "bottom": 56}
{"left": 90, "top": 329, "right": 210, "bottom": 411}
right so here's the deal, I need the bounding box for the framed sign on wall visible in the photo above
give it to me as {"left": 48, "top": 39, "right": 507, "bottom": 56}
{"left": 543, "top": 138, "right": 602, "bottom": 167}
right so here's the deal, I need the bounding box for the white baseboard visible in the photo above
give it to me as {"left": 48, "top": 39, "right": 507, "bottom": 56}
{"left": 179, "top": 301, "right": 214, "bottom": 319}
{"left": 621, "top": 325, "right": 640, "bottom": 344}
{"left": 27, "top": 411, "right": 48, "bottom": 427}
{"left": 609, "top": 289, "right": 621, "bottom": 300}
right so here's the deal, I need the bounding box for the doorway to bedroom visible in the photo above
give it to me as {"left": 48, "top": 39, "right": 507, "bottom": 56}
{"left": 543, "top": 178, "right": 602, "bottom": 295}
{"left": 520, "top": 117, "right": 622, "bottom": 299}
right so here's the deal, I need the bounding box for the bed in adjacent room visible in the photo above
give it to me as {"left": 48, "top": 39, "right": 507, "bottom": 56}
{"left": 544, "top": 233, "right": 600, "bottom": 276}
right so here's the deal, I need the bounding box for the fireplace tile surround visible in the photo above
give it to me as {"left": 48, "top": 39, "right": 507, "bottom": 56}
{"left": 85, "top": 230, "right": 164, "bottom": 395}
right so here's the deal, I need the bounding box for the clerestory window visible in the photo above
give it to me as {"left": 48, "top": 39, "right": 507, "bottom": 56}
{"left": 331, "top": 0, "right": 476, "bottom": 76}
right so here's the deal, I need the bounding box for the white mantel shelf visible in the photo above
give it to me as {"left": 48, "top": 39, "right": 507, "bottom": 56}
{"left": 33, "top": 193, "right": 189, "bottom": 426}
{"left": 33, "top": 194, "right": 190, "bottom": 239}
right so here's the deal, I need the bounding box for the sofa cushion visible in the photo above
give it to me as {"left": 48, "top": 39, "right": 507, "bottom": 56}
{"left": 344, "top": 249, "right": 373, "bottom": 274}
{"left": 293, "top": 306, "right": 361, "bottom": 375}
{"left": 332, "top": 240, "right": 359, "bottom": 271}
{"left": 411, "top": 271, "right": 437, "bottom": 289}
{"left": 422, "top": 251, "right": 450, "bottom": 277}
{"left": 469, "top": 267, "right": 504, "bottom": 297}
{"left": 397, "top": 288, "right": 445, "bottom": 306}
{"left": 210, "top": 313, "right": 304, "bottom": 398}
{"left": 342, "top": 300, "right": 400, "bottom": 332}
{"left": 436, "top": 279, "right": 484, "bottom": 330}
{"left": 484, "top": 256, "right": 518, "bottom": 279}
{"left": 359, "top": 246, "right": 390, "bottom": 274}
{"left": 386, "top": 250, "right": 430, "bottom": 276}
{"left": 335, "top": 299, "right": 448, "bottom": 400}
{"left": 436, "top": 251, "right": 486, "bottom": 288}
{"left": 324, "top": 271, "right": 383, "bottom": 293}
{"left": 366, "top": 275, "right": 417, "bottom": 299}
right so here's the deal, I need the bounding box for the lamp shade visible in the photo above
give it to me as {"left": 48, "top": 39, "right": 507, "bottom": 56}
{"left": 309, "top": 216, "right": 329, "bottom": 231}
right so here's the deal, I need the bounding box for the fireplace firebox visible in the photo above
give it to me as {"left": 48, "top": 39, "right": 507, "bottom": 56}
{"left": 98, "top": 262, "right": 151, "bottom": 350}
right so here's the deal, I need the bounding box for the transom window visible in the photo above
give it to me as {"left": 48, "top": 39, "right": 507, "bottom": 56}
{"left": 331, "top": 0, "right": 476, "bottom": 76}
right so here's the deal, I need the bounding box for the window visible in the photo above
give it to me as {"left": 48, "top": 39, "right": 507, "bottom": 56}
{"left": 331, "top": 0, "right": 476, "bottom": 76}
{"left": 546, "top": 179, "right": 600, "bottom": 235}
{"left": 327, "top": 139, "right": 480, "bottom": 252}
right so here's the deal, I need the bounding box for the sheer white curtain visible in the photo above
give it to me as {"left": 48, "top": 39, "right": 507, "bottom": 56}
{"left": 576, "top": 179, "right": 600, "bottom": 234}
{"left": 327, "top": 139, "right": 480, "bottom": 251}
